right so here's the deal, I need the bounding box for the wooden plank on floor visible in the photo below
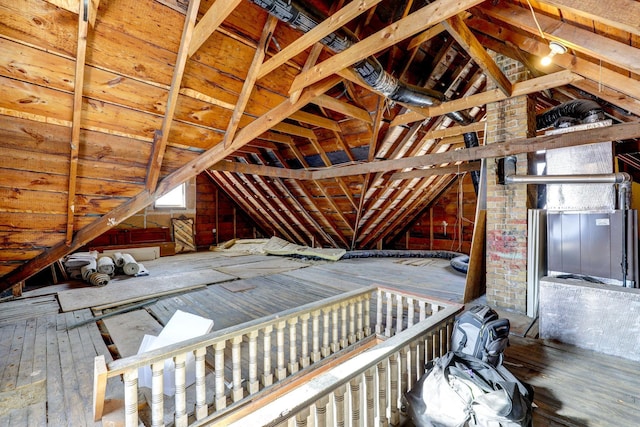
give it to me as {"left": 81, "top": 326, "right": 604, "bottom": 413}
{"left": 215, "top": 258, "right": 309, "bottom": 279}
{"left": 45, "top": 314, "right": 66, "bottom": 427}
{"left": 15, "top": 317, "right": 37, "bottom": 389}
{"left": 0, "top": 296, "right": 60, "bottom": 327}
{"left": 0, "top": 320, "right": 26, "bottom": 392}
{"left": 56, "top": 313, "right": 88, "bottom": 427}
{"left": 57, "top": 268, "right": 235, "bottom": 311}
{"left": 102, "top": 309, "right": 163, "bottom": 358}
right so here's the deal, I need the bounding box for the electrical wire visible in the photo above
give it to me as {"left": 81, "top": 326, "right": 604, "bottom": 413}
{"left": 525, "top": 0, "right": 546, "bottom": 40}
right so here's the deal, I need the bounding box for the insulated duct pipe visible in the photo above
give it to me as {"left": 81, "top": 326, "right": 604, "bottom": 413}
{"left": 504, "top": 172, "right": 632, "bottom": 185}
{"left": 536, "top": 99, "right": 605, "bottom": 130}
{"left": 249, "top": 0, "right": 473, "bottom": 125}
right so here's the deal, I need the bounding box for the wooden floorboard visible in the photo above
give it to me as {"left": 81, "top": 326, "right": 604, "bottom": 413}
{"left": 1, "top": 251, "right": 639, "bottom": 426}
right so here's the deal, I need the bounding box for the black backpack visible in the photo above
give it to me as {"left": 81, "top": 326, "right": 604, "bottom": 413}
{"left": 451, "top": 305, "right": 510, "bottom": 366}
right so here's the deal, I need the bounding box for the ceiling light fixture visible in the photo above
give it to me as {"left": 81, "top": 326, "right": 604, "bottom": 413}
{"left": 540, "top": 41, "right": 568, "bottom": 66}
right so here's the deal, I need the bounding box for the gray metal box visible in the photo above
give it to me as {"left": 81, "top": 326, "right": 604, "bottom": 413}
{"left": 547, "top": 210, "right": 638, "bottom": 286}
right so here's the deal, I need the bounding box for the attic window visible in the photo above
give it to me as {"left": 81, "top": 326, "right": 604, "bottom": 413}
{"left": 155, "top": 183, "right": 186, "bottom": 208}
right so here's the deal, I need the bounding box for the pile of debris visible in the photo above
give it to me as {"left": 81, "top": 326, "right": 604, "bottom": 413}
{"left": 62, "top": 251, "right": 149, "bottom": 287}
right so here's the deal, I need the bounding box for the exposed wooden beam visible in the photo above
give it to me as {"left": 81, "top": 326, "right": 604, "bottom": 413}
{"left": 146, "top": 0, "right": 201, "bottom": 192}
{"left": 188, "top": 0, "right": 242, "bottom": 57}
{"left": 295, "top": 181, "right": 350, "bottom": 248}
{"left": 65, "top": 0, "right": 90, "bottom": 245}
{"left": 224, "top": 15, "right": 277, "bottom": 147}
{"left": 478, "top": 2, "right": 640, "bottom": 75}
{"left": 312, "top": 94, "right": 372, "bottom": 123}
{"left": 540, "top": 0, "right": 640, "bottom": 37}
{"left": 442, "top": 14, "right": 512, "bottom": 96}
{"left": 288, "top": 0, "right": 486, "bottom": 94}
{"left": 290, "top": 110, "right": 341, "bottom": 131}
{"left": 257, "top": 0, "right": 383, "bottom": 79}
{"left": 209, "top": 160, "right": 311, "bottom": 180}
{"left": 312, "top": 121, "right": 640, "bottom": 179}
{"left": 390, "top": 162, "right": 480, "bottom": 180}
{"left": 407, "top": 23, "right": 445, "bottom": 50}
{"left": 421, "top": 121, "right": 485, "bottom": 140}
{"left": 391, "top": 70, "right": 582, "bottom": 126}
{"left": 272, "top": 122, "right": 317, "bottom": 140}
{"left": 467, "top": 17, "right": 640, "bottom": 112}
{"left": 290, "top": 43, "right": 324, "bottom": 104}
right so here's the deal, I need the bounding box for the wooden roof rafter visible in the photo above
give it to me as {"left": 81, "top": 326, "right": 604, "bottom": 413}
{"left": 288, "top": 0, "right": 487, "bottom": 95}
{"left": 188, "top": 0, "right": 243, "bottom": 57}
{"left": 256, "top": 0, "right": 384, "bottom": 80}
{"left": 146, "top": 0, "right": 201, "bottom": 192}
{"left": 65, "top": 0, "right": 91, "bottom": 245}
{"left": 295, "top": 181, "right": 351, "bottom": 248}
{"left": 224, "top": 15, "right": 278, "bottom": 147}
{"left": 442, "top": 14, "right": 512, "bottom": 96}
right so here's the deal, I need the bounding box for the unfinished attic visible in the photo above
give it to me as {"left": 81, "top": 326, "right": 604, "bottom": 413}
{"left": 1, "top": 0, "right": 640, "bottom": 425}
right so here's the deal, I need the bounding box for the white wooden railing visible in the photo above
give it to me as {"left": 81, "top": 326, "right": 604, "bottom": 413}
{"left": 93, "top": 286, "right": 460, "bottom": 427}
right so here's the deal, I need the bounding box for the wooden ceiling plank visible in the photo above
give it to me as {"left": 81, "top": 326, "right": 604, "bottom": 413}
{"left": 65, "top": 1, "right": 90, "bottom": 245}
{"left": 407, "top": 23, "right": 446, "bottom": 50}
{"left": 259, "top": 131, "right": 295, "bottom": 145}
{"left": 257, "top": 0, "right": 383, "bottom": 79}
{"left": 333, "top": 131, "right": 356, "bottom": 162}
{"left": 312, "top": 94, "right": 372, "bottom": 123}
{"left": 224, "top": 15, "right": 278, "bottom": 147}
{"left": 312, "top": 121, "right": 640, "bottom": 179}
{"left": 188, "top": 0, "right": 242, "bottom": 57}
{"left": 478, "top": 2, "right": 640, "bottom": 75}
{"left": 44, "top": 0, "right": 99, "bottom": 27}
{"left": 288, "top": 0, "right": 486, "bottom": 94}
{"left": 391, "top": 69, "right": 581, "bottom": 126}
{"left": 540, "top": 0, "right": 640, "bottom": 37}
{"left": 290, "top": 110, "right": 340, "bottom": 131}
{"left": 313, "top": 180, "right": 355, "bottom": 234}
{"left": 146, "top": 0, "right": 201, "bottom": 192}
{"left": 442, "top": 14, "right": 512, "bottom": 96}
{"left": 390, "top": 162, "right": 480, "bottom": 180}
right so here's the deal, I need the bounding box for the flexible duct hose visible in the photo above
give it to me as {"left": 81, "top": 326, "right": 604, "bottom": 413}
{"left": 536, "top": 99, "right": 605, "bottom": 130}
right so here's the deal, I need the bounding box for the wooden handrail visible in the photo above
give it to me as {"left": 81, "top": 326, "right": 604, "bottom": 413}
{"left": 93, "top": 286, "right": 461, "bottom": 426}
{"left": 218, "top": 304, "right": 463, "bottom": 427}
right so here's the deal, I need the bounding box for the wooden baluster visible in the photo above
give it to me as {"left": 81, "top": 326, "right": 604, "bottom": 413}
{"left": 231, "top": 336, "right": 244, "bottom": 402}
{"left": 123, "top": 369, "right": 139, "bottom": 427}
{"left": 385, "top": 291, "right": 393, "bottom": 337}
{"left": 174, "top": 353, "right": 187, "bottom": 427}
{"left": 214, "top": 341, "right": 227, "bottom": 410}
{"left": 288, "top": 317, "right": 299, "bottom": 374}
{"left": 399, "top": 347, "right": 408, "bottom": 413}
{"left": 417, "top": 336, "right": 425, "bottom": 379}
{"left": 295, "top": 408, "right": 310, "bottom": 427}
{"left": 300, "top": 313, "right": 310, "bottom": 368}
{"left": 364, "top": 293, "right": 372, "bottom": 336}
{"left": 315, "top": 396, "right": 330, "bottom": 427}
{"left": 248, "top": 331, "right": 259, "bottom": 394}
{"left": 331, "top": 305, "right": 340, "bottom": 353}
{"left": 365, "top": 367, "right": 375, "bottom": 426}
{"left": 434, "top": 326, "right": 441, "bottom": 358}
{"left": 276, "top": 321, "right": 287, "bottom": 380}
{"left": 262, "top": 325, "right": 274, "bottom": 386}
{"left": 425, "top": 331, "right": 434, "bottom": 365}
{"left": 195, "top": 347, "right": 207, "bottom": 420}
{"left": 389, "top": 353, "right": 399, "bottom": 426}
{"left": 335, "top": 384, "right": 347, "bottom": 427}
{"left": 321, "top": 308, "right": 331, "bottom": 357}
{"left": 395, "top": 294, "right": 404, "bottom": 334}
{"left": 340, "top": 303, "right": 348, "bottom": 349}
{"left": 407, "top": 297, "right": 415, "bottom": 328}
{"left": 375, "top": 289, "right": 383, "bottom": 335}
{"left": 311, "top": 310, "right": 321, "bottom": 363}
{"left": 377, "top": 360, "right": 389, "bottom": 427}
{"left": 348, "top": 300, "right": 356, "bottom": 345}
{"left": 150, "top": 361, "right": 164, "bottom": 427}
{"left": 419, "top": 301, "right": 427, "bottom": 321}
{"left": 356, "top": 296, "right": 364, "bottom": 340}
{"left": 350, "top": 376, "right": 363, "bottom": 427}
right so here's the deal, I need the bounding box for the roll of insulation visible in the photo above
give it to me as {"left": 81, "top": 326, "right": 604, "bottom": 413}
{"left": 97, "top": 256, "right": 115, "bottom": 276}
{"left": 81, "top": 258, "right": 97, "bottom": 281}
{"left": 122, "top": 253, "right": 140, "bottom": 276}
{"left": 88, "top": 272, "right": 110, "bottom": 287}
{"left": 113, "top": 252, "right": 125, "bottom": 267}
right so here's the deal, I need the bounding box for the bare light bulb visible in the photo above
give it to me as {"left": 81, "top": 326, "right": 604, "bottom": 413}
{"left": 540, "top": 41, "right": 568, "bottom": 66}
